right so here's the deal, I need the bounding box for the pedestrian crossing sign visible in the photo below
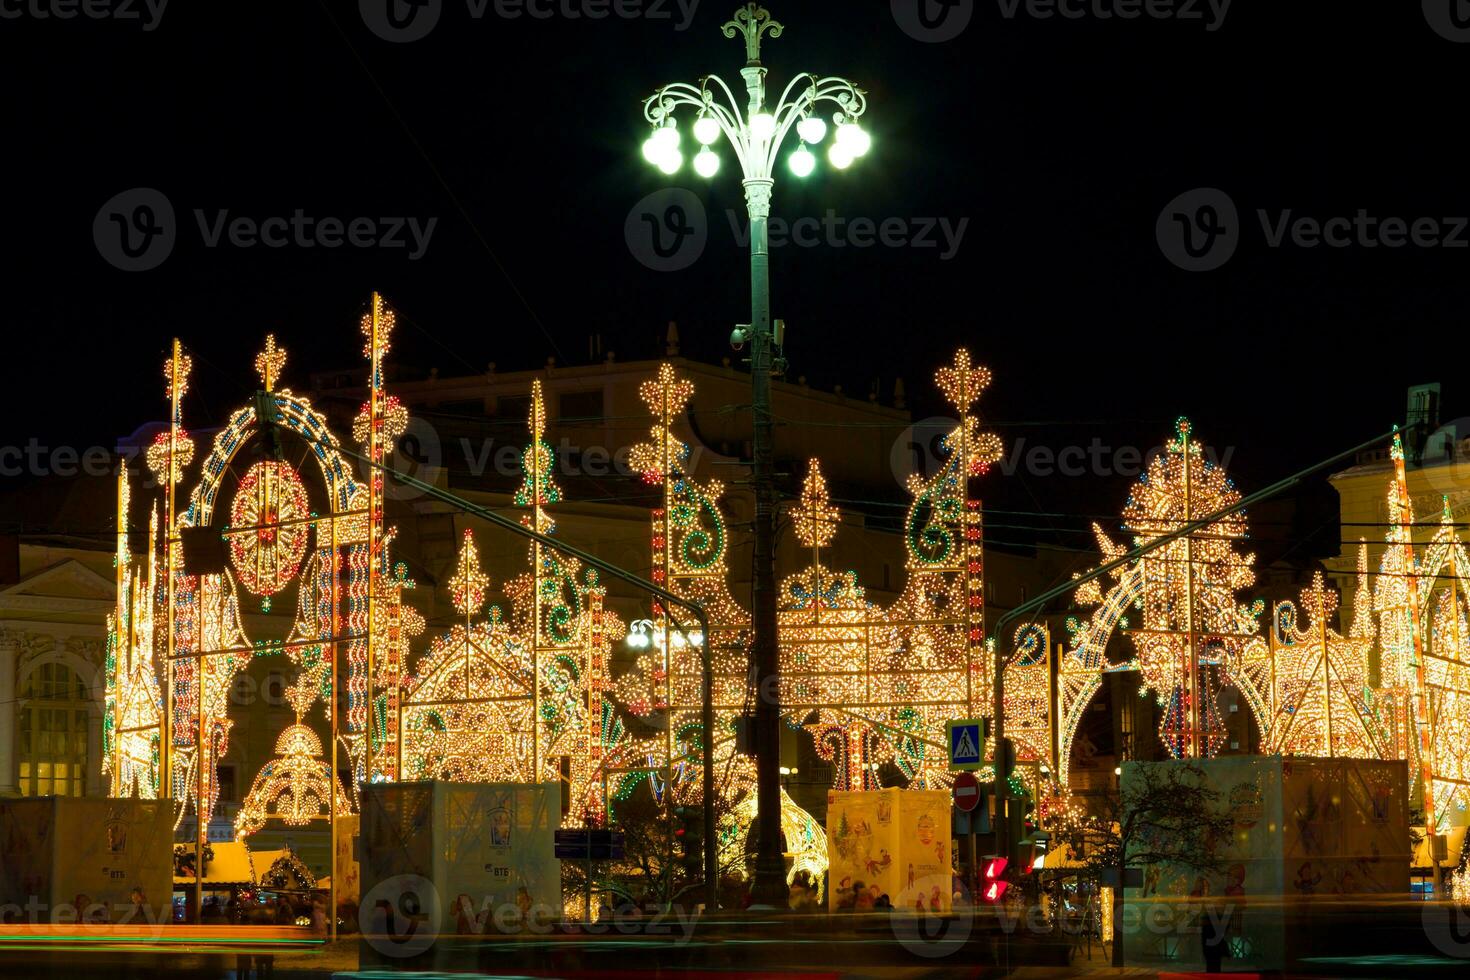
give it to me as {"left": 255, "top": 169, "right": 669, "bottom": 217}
{"left": 946, "top": 718, "right": 986, "bottom": 771}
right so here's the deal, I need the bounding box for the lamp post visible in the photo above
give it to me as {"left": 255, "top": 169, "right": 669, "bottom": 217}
{"left": 639, "top": 3, "right": 870, "bottom": 907}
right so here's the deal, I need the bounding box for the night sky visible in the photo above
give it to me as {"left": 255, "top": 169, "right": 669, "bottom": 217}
{"left": 3, "top": 0, "right": 1464, "bottom": 557}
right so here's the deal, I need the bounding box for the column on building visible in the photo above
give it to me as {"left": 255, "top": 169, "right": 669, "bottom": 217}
{"left": 0, "top": 632, "right": 16, "bottom": 796}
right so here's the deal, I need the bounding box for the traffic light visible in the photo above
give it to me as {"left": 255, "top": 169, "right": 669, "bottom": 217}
{"left": 981, "top": 857, "right": 1009, "bottom": 902}
{"left": 673, "top": 806, "right": 701, "bottom": 875}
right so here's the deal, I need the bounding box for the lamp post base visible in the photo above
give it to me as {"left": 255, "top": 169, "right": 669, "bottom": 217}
{"left": 749, "top": 853, "right": 789, "bottom": 909}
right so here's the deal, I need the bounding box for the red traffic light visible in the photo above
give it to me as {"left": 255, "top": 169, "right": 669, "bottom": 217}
{"left": 983, "top": 857, "right": 1008, "bottom": 880}
{"left": 983, "top": 880, "right": 1009, "bottom": 902}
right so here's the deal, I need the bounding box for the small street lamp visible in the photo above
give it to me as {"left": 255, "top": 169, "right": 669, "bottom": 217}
{"left": 638, "top": 3, "right": 870, "bottom": 908}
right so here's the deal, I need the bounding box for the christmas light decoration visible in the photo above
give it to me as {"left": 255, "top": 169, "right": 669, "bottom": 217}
{"left": 780, "top": 460, "right": 899, "bottom": 791}
{"left": 234, "top": 721, "right": 352, "bottom": 837}
{"left": 226, "top": 461, "right": 312, "bottom": 596}
{"left": 718, "top": 786, "right": 828, "bottom": 898}
{"left": 1062, "top": 419, "right": 1270, "bottom": 779}
{"left": 881, "top": 349, "right": 1001, "bottom": 787}
{"left": 1263, "top": 570, "right": 1384, "bottom": 759}
{"left": 618, "top": 363, "right": 753, "bottom": 808}
{"left": 399, "top": 385, "right": 644, "bottom": 827}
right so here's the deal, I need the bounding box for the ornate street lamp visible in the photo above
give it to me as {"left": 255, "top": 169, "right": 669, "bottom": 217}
{"left": 639, "top": 2, "right": 870, "bottom": 908}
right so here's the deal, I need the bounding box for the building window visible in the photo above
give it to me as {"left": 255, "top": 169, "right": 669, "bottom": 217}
{"left": 217, "top": 764, "right": 238, "bottom": 804}
{"left": 16, "top": 662, "right": 90, "bottom": 797}
{"left": 434, "top": 399, "right": 487, "bottom": 417}
{"left": 558, "top": 390, "right": 605, "bottom": 422}
{"left": 496, "top": 394, "right": 532, "bottom": 421}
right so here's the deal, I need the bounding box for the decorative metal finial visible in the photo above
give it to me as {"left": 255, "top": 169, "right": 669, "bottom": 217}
{"left": 722, "top": 3, "right": 783, "bottom": 66}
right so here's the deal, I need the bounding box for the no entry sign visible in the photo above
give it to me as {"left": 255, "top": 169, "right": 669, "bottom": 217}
{"left": 952, "top": 771, "right": 982, "bottom": 812}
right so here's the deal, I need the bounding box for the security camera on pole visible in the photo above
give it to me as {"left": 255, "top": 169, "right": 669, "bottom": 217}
{"left": 639, "top": 3, "right": 871, "bottom": 907}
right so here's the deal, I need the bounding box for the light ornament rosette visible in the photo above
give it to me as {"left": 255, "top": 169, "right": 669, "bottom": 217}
{"left": 227, "top": 460, "right": 312, "bottom": 596}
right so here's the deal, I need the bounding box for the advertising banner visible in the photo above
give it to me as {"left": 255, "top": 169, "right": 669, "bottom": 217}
{"left": 827, "top": 788, "right": 952, "bottom": 913}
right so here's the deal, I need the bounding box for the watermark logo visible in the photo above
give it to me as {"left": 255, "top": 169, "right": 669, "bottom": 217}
{"left": 361, "top": 0, "right": 698, "bottom": 42}
{"left": 727, "top": 211, "right": 969, "bottom": 261}
{"left": 888, "top": 417, "right": 1236, "bottom": 490}
{"left": 892, "top": 0, "right": 975, "bottom": 42}
{"left": 93, "top": 189, "right": 438, "bottom": 270}
{"left": 1412, "top": 417, "right": 1470, "bottom": 501}
{"left": 626, "top": 188, "right": 707, "bottom": 272}
{"left": 0, "top": 0, "right": 169, "bottom": 31}
{"left": 94, "top": 188, "right": 176, "bottom": 272}
{"left": 1158, "top": 186, "right": 1470, "bottom": 272}
{"left": 361, "top": 874, "right": 443, "bottom": 958}
{"left": 1423, "top": 899, "right": 1470, "bottom": 958}
{"left": 1156, "top": 187, "right": 1238, "bottom": 272}
{"left": 381, "top": 417, "right": 445, "bottom": 501}
{"left": 995, "top": 0, "right": 1231, "bottom": 31}
{"left": 890, "top": 416, "right": 963, "bottom": 487}
{"left": 1424, "top": 0, "right": 1470, "bottom": 42}
{"left": 360, "top": 0, "right": 443, "bottom": 43}
{"left": 889, "top": 876, "right": 975, "bottom": 957}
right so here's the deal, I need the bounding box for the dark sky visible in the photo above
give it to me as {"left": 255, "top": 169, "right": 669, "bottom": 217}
{"left": 3, "top": 0, "right": 1463, "bottom": 554}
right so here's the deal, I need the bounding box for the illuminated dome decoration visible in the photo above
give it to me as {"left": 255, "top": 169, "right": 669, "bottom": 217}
{"left": 234, "top": 722, "right": 352, "bottom": 837}
{"left": 718, "top": 787, "right": 828, "bottom": 900}
{"left": 227, "top": 461, "right": 312, "bottom": 596}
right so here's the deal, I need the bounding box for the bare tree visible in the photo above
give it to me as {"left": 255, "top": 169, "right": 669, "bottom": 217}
{"left": 1071, "top": 762, "right": 1233, "bottom": 966}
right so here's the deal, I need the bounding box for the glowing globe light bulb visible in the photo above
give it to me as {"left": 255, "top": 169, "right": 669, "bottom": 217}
{"left": 642, "top": 134, "right": 663, "bottom": 165}
{"left": 693, "top": 115, "right": 721, "bottom": 146}
{"left": 653, "top": 123, "right": 680, "bottom": 153}
{"left": 657, "top": 148, "right": 684, "bottom": 175}
{"left": 836, "top": 121, "right": 871, "bottom": 157}
{"left": 788, "top": 145, "right": 816, "bottom": 177}
{"left": 797, "top": 116, "right": 827, "bottom": 144}
{"left": 828, "top": 142, "right": 855, "bottom": 170}
{"left": 694, "top": 146, "right": 720, "bottom": 178}
{"left": 750, "top": 111, "right": 776, "bottom": 142}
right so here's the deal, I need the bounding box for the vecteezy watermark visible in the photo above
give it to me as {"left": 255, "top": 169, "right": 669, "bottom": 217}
{"left": 727, "top": 211, "right": 969, "bottom": 261}
{"left": 1157, "top": 186, "right": 1470, "bottom": 272}
{"left": 888, "top": 416, "right": 1234, "bottom": 488}
{"left": 1155, "top": 187, "right": 1239, "bottom": 272}
{"left": 0, "top": 0, "right": 168, "bottom": 31}
{"left": 891, "top": 0, "right": 976, "bottom": 43}
{"left": 1424, "top": 0, "right": 1470, "bottom": 43}
{"left": 994, "top": 0, "right": 1231, "bottom": 30}
{"left": 360, "top": 874, "right": 700, "bottom": 959}
{"left": 0, "top": 440, "right": 119, "bottom": 479}
{"left": 625, "top": 187, "right": 708, "bottom": 272}
{"left": 889, "top": 877, "right": 974, "bottom": 957}
{"left": 93, "top": 188, "right": 438, "bottom": 271}
{"left": 1423, "top": 895, "right": 1470, "bottom": 958}
{"left": 892, "top": 0, "right": 1229, "bottom": 42}
{"left": 0, "top": 896, "right": 170, "bottom": 934}
{"left": 359, "top": 0, "right": 699, "bottom": 43}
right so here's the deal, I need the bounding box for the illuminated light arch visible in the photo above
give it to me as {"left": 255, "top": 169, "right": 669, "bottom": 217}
{"left": 1058, "top": 419, "right": 1272, "bottom": 785}
{"left": 106, "top": 312, "right": 412, "bottom": 853}
{"left": 182, "top": 391, "right": 365, "bottom": 533}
